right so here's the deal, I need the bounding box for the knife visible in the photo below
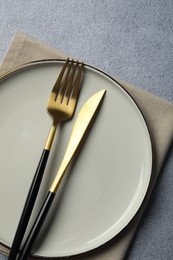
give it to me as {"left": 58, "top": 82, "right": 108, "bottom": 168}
{"left": 18, "top": 89, "right": 106, "bottom": 259}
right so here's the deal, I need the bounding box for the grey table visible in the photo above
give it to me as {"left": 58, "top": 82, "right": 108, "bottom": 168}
{"left": 0, "top": 1, "right": 173, "bottom": 259}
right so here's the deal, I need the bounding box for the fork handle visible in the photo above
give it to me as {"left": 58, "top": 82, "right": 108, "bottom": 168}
{"left": 8, "top": 149, "right": 49, "bottom": 260}
{"left": 18, "top": 191, "right": 55, "bottom": 260}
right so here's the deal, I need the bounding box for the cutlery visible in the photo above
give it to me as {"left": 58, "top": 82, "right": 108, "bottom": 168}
{"left": 9, "top": 58, "right": 84, "bottom": 260}
{"left": 18, "top": 89, "right": 106, "bottom": 260}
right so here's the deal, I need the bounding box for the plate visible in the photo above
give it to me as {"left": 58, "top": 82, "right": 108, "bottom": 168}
{"left": 0, "top": 60, "right": 152, "bottom": 258}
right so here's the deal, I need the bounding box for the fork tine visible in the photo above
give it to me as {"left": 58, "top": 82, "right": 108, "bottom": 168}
{"left": 52, "top": 58, "right": 70, "bottom": 95}
{"left": 56, "top": 59, "right": 74, "bottom": 102}
{"left": 59, "top": 60, "right": 75, "bottom": 96}
{"left": 69, "top": 62, "right": 84, "bottom": 103}
{"left": 63, "top": 61, "right": 79, "bottom": 103}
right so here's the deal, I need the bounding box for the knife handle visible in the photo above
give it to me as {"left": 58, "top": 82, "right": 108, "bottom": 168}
{"left": 18, "top": 191, "right": 55, "bottom": 260}
{"left": 8, "top": 149, "right": 49, "bottom": 260}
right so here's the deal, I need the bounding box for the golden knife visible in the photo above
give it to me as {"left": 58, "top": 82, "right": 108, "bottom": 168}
{"left": 18, "top": 89, "right": 106, "bottom": 260}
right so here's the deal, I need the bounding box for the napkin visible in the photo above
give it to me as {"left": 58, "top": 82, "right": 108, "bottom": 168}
{"left": 0, "top": 31, "right": 173, "bottom": 260}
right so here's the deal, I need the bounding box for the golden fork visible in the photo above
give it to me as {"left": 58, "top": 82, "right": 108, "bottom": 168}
{"left": 9, "top": 58, "right": 84, "bottom": 260}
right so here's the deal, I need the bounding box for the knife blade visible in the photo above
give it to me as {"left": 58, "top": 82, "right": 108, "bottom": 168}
{"left": 18, "top": 89, "right": 106, "bottom": 260}
{"left": 50, "top": 88, "right": 106, "bottom": 193}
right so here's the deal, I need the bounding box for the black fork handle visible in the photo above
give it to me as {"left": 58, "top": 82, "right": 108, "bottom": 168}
{"left": 8, "top": 149, "right": 49, "bottom": 260}
{"left": 18, "top": 191, "right": 55, "bottom": 260}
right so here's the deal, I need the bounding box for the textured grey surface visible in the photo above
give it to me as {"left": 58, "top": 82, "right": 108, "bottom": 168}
{"left": 0, "top": 1, "right": 173, "bottom": 259}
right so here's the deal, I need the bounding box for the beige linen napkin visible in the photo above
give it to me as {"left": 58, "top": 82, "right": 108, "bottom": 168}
{"left": 0, "top": 31, "right": 173, "bottom": 260}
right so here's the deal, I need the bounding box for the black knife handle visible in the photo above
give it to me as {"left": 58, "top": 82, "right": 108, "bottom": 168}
{"left": 8, "top": 149, "right": 49, "bottom": 260}
{"left": 18, "top": 191, "right": 55, "bottom": 260}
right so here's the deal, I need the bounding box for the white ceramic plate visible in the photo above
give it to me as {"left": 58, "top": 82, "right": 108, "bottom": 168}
{"left": 0, "top": 60, "right": 152, "bottom": 258}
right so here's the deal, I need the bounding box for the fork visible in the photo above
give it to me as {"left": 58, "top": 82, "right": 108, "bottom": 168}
{"left": 8, "top": 58, "right": 84, "bottom": 260}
